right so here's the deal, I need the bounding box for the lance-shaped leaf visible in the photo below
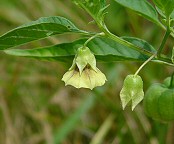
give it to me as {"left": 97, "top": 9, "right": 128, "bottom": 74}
{"left": 73, "top": 0, "right": 108, "bottom": 25}
{"left": 120, "top": 75, "right": 144, "bottom": 110}
{"left": 0, "top": 16, "right": 87, "bottom": 50}
{"left": 114, "top": 0, "right": 161, "bottom": 25}
{"left": 4, "top": 37, "right": 156, "bottom": 62}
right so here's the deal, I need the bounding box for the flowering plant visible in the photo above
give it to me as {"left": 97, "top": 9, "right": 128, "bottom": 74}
{"left": 1, "top": 0, "right": 174, "bottom": 111}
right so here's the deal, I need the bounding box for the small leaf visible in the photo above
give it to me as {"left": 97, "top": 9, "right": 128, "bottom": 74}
{"left": 120, "top": 74, "right": 144, "bottom": 110}
{"left": 4, "top": 37, "right": 156, "bottom": 62}
{"left": 114, "top": 0, "right": 161, "bottom": 25}
{"left": 73, "top": 0, "right": 108, "bottom": 25}
{"left": 152, "top": 0, "right": 174, "bottom": 17}
{"left": 0, "top": 16, "right": 87, "bottom": 50}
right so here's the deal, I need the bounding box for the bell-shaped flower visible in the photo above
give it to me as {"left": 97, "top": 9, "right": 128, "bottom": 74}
{"left": 62, "top": 46, "right": 107, "bottom": 89}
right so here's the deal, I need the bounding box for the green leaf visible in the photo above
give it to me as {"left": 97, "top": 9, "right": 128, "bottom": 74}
{"left": 54, "top": 94, "right": 96, "bottom": 143}
{"left": 73, "top": 0, "right": 108, "bottom": 24}
{"left": 0, "top": 16, "right": 87, "bottom": 50}
{"left": 120, "top": 74, "right": 144, "bottom": 110}
{"left": 114, "top": 0, "right": 160, "bottom": 25}
{"left": 152, "top": 0, "right": 174, "bottom": 17}
{"left": 4, "top": 37, "right": 156, "bottom": 62}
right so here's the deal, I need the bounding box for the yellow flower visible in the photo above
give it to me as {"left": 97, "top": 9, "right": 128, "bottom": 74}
{"left": 62, "top": 46, "right": 107, "bottom": 89}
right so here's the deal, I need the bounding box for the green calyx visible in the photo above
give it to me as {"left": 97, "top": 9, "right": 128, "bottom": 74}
{"left": 120, "top": 74, "right": 144, "bottom": 111}
{"left": 144, "top": 77, "right": 174, "bottom": 122}
{"left": 74, "top": 46, "right": 97, "bottom": 74}
{"left": 62, "top": 46, "right": 107, "bottom": 90}
{"left": 144, "top": 84, "right": 166, "bottom": 121}
{"left": 163, "top": 74, "right": 174, "bottom": 88}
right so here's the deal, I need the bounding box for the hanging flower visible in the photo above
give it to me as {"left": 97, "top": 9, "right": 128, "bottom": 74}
{"left": 62, "top": 46, "right": 107, "bottom": 89}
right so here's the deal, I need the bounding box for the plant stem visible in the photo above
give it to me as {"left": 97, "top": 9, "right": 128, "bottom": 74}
{"left": 84, "top": 32, "right": 105, "bottom": 47}
{"left": 157, "top": 17, "right": 171, "bottom": 58}
{"left": 101, "top": 26, "right": 174, "bottom": 66}
{"left": 133, "top": 17, "right": 172, "bottom": 75}
{"left": 157, "top": 30, "right": 171, "bottom": 58}
{"left": 99, "top": 25, "right": 154, "bottom": 56}
{"left": 157, "top": 123, "right": 168, "bottom": 144}
{"left": 152, "top": 59, "right": 174, "bottom": 67}
{"left": 133, "top": 17, "right": 173, "bottom": 75}
{"left": 91, "top": 18, "right": 173, "bottom": 66}
{"left": 134, "top": 53, "right": 156, "bottom": 76}
{"left": 169, "top": 72, "right": 174, "bottom": 88}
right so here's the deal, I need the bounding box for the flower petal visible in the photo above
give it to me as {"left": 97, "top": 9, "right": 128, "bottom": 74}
{"left": 62, "top": 69, "right": 80, "bottom": 88}
{"left": 79, "top": 69, "right": 92, "bottom": 89}
{"left": 81, "top": 68, "right": 107, "bottom": 89}
{"left": 62, "top": 67, "right": 107, "bottom": 90}
{"left": 94, "top": 68, "right": 107, "bottom": 86}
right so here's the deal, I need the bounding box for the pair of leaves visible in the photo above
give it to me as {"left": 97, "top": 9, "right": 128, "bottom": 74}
{"left": 0, "top": 0, "right": 159, "bottom": 63}
{"left": 0, "top": 15, "right": 156, "bottom": 62}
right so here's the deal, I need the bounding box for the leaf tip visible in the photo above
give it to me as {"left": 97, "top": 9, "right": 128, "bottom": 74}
{"left": 131, "top": 106, "right": 135, "bottom": 111}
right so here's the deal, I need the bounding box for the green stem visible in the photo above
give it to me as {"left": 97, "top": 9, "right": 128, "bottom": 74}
{"left": 134, "top": 53, "right": 156, "bottom": 76}
{"left": 84, "top": 32, "right": 105, "bottom": 47}
{"left": 151, "top": 59, "right": 174, "bottom": 67}
{"left": 157, "top": 123, "right": 168, "bottom": 144}
{"left": 169, "top": 72, "right": 174, "bottom": 88}
{"left": 133, "top": 17, "right": 172, "bottom": 75}
{"left": 157, "top": 17, "right": 171, "bottom": 58}
{"left": 100, "top": 25, "right": 153, "bottom": 56}
{"left": 98, "top": 23, "right": 173, "bottom": 66}
{"left": 157, "top": 30, "right": 171, "bottom": 58}
{"left": 85, "top": 16, "right": 173, "bottom": 66}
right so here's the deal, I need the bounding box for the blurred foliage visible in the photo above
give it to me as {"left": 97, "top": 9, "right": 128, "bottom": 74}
{"left": 0, "top": 0, "right": 174, "bottom": 144}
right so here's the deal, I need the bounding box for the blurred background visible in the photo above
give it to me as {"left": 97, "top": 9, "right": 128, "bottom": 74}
{"left": 0, "top": 0, "right": 174, "bottom": 144}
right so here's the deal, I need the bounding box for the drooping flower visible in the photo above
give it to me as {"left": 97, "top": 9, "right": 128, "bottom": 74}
{"left": 62, "top": 46, "right": 107, "bottom": 90}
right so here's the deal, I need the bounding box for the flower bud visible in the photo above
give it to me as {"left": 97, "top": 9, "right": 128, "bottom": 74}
{"left": 120, "top": 74, "right": 144, "bottom": 110}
